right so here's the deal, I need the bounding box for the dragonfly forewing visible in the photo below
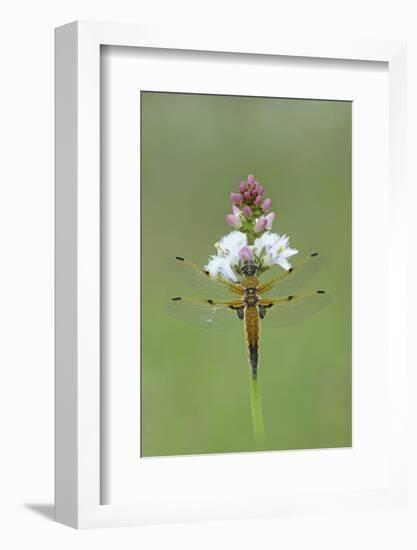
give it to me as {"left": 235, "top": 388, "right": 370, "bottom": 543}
{"left": 169, "top": 256, "right": 244, "bottom": 299}
{"left": 257, "top": 252, "right": 324, "bottom": 297}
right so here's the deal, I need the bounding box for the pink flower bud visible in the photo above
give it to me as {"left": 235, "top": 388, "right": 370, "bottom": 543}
{"left": 239, "top": 246, "right": 254, "bottom": 263}
{"left": 243, "top": 191, "right": 251, "bottom": 201}
{"left": 258, "top": 185, "right": 264, "bottom": 195}
{"left": 254, "top": 217, "right": 268, "bottom": 233}
{"left": 265, "top": 212, "right": 275, "bottom": 228}
{"left": 247, "top": 174, "right": 255, "bottom": 184}
{"left": 230, "top": 192, "right": 242, "bottom": 204}
{"left": 239, "top": 181, "right": 247, "bottom": 193}
{"left": 226, "top": 214, "right": 242, "bottom": 229}
{"left": 262, "top": 198, "right": 272, "bottom": 211}
{"left": 232, "top": 204, "right": 242, "bottom": 216}
{"left": 242, "top": 205, "right": 252, "bottom": 218}
{"left": 254, "top": 195, "right": 263, "bottom": 205}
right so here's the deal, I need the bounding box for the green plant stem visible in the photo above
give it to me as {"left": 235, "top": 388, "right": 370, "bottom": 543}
{"left": 249, "top": 376, "right": 265, "bottom": 449}
{"left": 246, "top": 230, "right": 256, "bottom": 245}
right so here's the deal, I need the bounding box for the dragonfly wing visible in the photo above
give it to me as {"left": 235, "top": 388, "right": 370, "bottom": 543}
{"left": 170, "top": 256, "right": 244, "bottom": 298}
{"left": 257, "top": 252, "right": 323, "bottom": 297}
{"left": 167, "top": 296, "right": 244, "bottom": 331}
{"left": 259, "top": 290, "right": 331, "bottom": 328}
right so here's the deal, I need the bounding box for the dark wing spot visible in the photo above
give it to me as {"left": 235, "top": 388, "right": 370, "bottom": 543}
{"left": 172, "top": 297, "right": 182, "bottom": 301}
{"left": 288, "top": 295, "right": 294, "bottom": 301}
{"left": 317, "top": 290, "right": 326, "bottom": 294}
{"left": 310, "top": 252, "right": 319, "bottom": 257}
{"left": 288, "top": 267, "right": 294, "bottom": 273}
{"left": 204, "top": 270, "right": 210, "bottom": 276}
{"left": 175, "top": 256, "right": 184, "bottom": 261}
{"left": 207, "top": 299, "right": 214, "bottom": 304}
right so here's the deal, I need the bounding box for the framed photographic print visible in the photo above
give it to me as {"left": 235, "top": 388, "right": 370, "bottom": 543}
{"left": 55, "top": 22, "right": 407, "bottom": 528}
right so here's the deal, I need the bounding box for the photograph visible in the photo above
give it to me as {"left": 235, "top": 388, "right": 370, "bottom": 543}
{"left": 140, "top": 91, "right": 352, "bottom": 457}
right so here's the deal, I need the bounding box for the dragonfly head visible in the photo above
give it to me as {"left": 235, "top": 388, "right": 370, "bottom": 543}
{"left": 241, "top": 263, "right": 258, "bottom": 277}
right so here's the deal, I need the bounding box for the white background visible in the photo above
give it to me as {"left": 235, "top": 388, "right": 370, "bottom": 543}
{"left": 1, "top": 1, "right": 416, "bottom": 549}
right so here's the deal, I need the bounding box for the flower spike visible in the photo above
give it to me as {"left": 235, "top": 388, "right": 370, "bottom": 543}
{"left": 205, "top": 174, "right": 297, "bottom": 281}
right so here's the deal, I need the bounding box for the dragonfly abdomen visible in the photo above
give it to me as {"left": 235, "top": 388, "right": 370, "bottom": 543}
{"left": 245, "top": 305, "right": 260, "bottom": 380}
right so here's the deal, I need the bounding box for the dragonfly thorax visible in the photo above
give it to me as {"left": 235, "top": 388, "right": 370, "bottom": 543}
{"left": 244, "top": 287, "right": 260, "bottom": 306}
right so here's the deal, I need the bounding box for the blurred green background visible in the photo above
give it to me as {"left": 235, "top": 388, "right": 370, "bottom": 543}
{"left": 141, "top": 91, "right": 351, "bottom": 457}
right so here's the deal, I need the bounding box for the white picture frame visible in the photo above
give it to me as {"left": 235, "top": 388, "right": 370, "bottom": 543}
{"left": 55, "top": 21, "right": 407, "bottom": 529}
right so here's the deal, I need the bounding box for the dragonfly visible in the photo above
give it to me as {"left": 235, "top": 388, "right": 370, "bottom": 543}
{"left": 168, "top": 252, "right": 331, "bottom": 380}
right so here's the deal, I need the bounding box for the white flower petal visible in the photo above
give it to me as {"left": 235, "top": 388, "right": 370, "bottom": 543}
{"left": 254, "top": 231, "right": 298, "bottom": 270}
{"left": 218, "top": 231, "right": 247, "bottom": 256}
{"left": 205, "top": 231, "right": 248, "bottom": 282}
{"left": 276, "top": 257, "right": 291, "bottom": 270}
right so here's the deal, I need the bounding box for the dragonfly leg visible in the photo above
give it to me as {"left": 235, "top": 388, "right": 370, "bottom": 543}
{"left": 229, "top": 304, "right": 245, "bottom": 320}
{"left": 258, "top": 305, "right": 267, "bottom": 319}
{"left": 259, "top": 304, "right": 274, "bottom": 319}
